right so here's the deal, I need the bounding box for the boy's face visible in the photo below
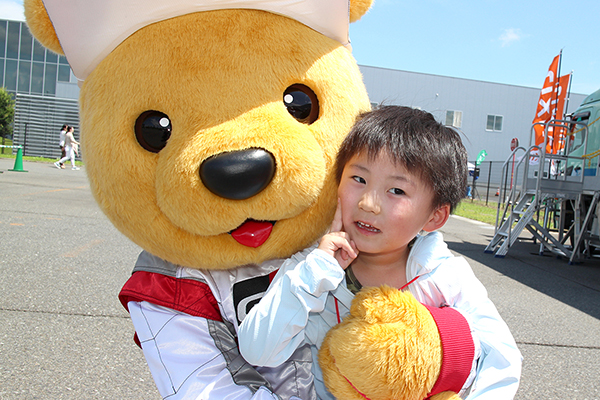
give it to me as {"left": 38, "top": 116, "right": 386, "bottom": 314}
{"left": 337, "top": 151, "right": 448, "bottom": 258}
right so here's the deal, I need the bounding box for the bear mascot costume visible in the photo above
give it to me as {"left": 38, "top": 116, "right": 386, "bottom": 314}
{"left": 25, "top": 0, "right": 373, "bottom": 398}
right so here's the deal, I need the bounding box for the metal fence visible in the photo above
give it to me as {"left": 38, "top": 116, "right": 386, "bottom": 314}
{"left": 12, "top": 93, "right": 80, "bottom": 160}
{"left": 467, "top": 160, "right": 518, "bottom": 205}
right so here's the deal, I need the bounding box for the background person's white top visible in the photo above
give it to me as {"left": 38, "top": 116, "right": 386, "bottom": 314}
{"left": 40, "top": 0, "right": 351, "bottom": 83}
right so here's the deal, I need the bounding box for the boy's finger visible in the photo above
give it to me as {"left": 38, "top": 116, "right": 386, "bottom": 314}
{"left": 331, "top": 198, "right": 343, "bottom": 232}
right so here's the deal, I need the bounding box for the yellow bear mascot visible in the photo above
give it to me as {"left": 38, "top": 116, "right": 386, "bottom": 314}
{"left": 25, "top": 0, "right": 374, "bottom": 399}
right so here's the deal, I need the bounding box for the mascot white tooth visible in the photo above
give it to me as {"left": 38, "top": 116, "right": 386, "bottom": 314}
{"left": 26, "top": 0, "right": 373, "bottom": 398}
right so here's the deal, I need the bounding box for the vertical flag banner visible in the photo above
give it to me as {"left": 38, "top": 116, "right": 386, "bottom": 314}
{"left": 530, "top": 54, "right": 570, "bottom": 165}
{"left": 532, "top": 55, "right": 559, "bottom": 156}
{"left": 551, "top": 73, "right": 572, "bottom": 154}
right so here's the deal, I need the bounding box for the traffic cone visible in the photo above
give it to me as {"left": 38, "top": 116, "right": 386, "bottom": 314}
{"left": 495, "top": 187, "right": 500, "bottom": 196}
{"left": 9, "top": 147, "right": 28, "bottom": 172}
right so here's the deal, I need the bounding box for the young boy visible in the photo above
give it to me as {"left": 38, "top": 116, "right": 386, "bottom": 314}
{"left": 238, "top": 106, "right": 522, "bottom": 399}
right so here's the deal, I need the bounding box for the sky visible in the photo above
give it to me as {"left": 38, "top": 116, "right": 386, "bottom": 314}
{"left": 2, "top": 0, "right": 599, "bottom": 95}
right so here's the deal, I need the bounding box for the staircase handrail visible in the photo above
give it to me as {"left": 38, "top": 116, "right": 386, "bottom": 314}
{"left": 495, "top": 146, "right": 527, "bottom": 233}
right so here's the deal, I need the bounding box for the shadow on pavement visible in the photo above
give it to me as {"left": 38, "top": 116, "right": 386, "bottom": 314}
{"left": 446, "top": 233, "right": 600, "bottom": 320}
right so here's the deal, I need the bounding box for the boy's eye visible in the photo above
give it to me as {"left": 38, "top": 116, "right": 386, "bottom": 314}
{"left": 390, "top": 188, "right": 405, "bottom": 195}
{"left": 352, "top": 176, "right": 366, "bottom": 184}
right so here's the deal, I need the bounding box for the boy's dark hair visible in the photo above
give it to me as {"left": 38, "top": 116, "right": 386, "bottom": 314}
{"left": 335, "top": 105, "right": 467, "bottom": 213}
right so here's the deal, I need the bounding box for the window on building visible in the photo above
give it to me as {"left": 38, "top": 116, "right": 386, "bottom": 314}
{"left": 445, "top": 110, "right": 462, "bottom": 128}
{"left": 45, "top": 50, "right": 57, "bottom": 64}
{"left": 44, "top": 63, "right": 57, "bottom": 95}
{"left": 58, "top": 64, "right": 71, "bottom": 82}
{"left": 486, "top": 115, "right": 503, "bottom": 131}
{"left": 31, "top": 62, "right": 44, "bottom": 94}
{"left": 0, "top": 20, "right": 6, "bottom": 57}
{"left": 18, "top": 61, "right": 31, "bottom": 92}
{"left": 32, "top": 40, "right": 45, "bottom": 62}
{"left": 5, "top": 59, "right": 17, "bottom": 91}
{"left": 6, "top": 21, "right": 20, "bottom": 59}
{"left": 19, "top": 27, "right": 32, "bottom": 61}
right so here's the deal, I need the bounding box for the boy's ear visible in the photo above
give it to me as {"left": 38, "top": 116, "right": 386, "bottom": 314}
{"left": 24, "top": 0, "right": 64, "bottom": 55}
{"left": 350, "top": 0, "right": 374, "bottom": 23}
{"left": 423, "top": 204, "right": 450, "bottom": 233}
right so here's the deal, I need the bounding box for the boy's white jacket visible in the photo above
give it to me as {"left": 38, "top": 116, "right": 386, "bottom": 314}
{"left": 238, "top": 231, "right": 523, "bottom": 400}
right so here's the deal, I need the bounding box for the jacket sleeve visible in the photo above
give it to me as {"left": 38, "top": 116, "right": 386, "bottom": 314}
{"left": 238, "top": 248, "right": 345, "bottom": 368}
{"left": 438, "top": 258, "right": 523, "bottom": 400}
{"left": 128, "top": 300, "right": 294, "bottom": 400}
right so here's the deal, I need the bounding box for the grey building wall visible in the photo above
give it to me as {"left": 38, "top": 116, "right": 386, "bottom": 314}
{"left": 359, "top": 65, "right": 588, "bottom": 162}
{"left": 13, "top": 93, "right": 80, "bottom": 160}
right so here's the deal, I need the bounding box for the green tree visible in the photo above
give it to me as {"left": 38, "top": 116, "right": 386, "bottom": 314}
{"left": 0, "top": 87, "right": 15, "bottom": 139}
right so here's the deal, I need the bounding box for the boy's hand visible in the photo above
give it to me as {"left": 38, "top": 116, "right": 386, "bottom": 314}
{"left": 318, "top": 200, "right": 357, "bottom": 270}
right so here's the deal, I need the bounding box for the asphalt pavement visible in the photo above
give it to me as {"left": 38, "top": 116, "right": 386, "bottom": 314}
{"left": 1, "top": 158, "right": 599, "bottom": 399}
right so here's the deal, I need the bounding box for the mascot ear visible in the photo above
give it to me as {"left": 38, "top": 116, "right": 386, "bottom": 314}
{"left": 350, "top": 0, "right": 374, "bottom": 23}
{"left": 24, "top": 0, "right": 64, "bottom": 55}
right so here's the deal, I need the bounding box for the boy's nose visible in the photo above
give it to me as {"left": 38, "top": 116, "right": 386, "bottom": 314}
{"left": 358, "top": 191, "right": 381, "bottom": 214}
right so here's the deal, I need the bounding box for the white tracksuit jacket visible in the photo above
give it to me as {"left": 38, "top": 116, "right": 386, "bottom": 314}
{"left": 238, "top": 231, "right": 522, "bottom": 400}
{"left": 120, "top": 251, "right": 317, "bottom": 400}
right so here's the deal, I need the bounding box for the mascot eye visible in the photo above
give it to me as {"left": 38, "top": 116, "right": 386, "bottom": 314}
{"left": 283, "top": 84, "right": 319, "bottom": 124}
{"left": 135, "top": 111, "right": 172, "bottom": 153}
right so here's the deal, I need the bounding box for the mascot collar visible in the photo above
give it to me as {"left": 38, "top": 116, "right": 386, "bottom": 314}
{"left": 424, "top": 304, "right": 476, "bottom": 398}
{"left": 38, "top": 0, "right": 351, "bottom": 83}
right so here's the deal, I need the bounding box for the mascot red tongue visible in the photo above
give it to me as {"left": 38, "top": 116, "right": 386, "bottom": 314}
{"left": 231, "top": 220, "right": 273, "bottom": 248}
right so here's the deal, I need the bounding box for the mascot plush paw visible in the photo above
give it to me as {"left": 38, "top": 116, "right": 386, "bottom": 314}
{"left": 25, "top": 1, "right": 373, "bottom": 399}
{"left": 319, "top": 286, "right": 475, "bottom": 400}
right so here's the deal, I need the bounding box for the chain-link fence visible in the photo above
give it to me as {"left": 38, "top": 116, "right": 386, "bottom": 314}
{"left": 467, "top": 160, "right": 517, "bottom": 205}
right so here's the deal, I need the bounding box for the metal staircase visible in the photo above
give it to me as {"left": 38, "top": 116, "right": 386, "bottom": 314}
{"left": 485, "top": 118, "right": 600, "bottom": 263}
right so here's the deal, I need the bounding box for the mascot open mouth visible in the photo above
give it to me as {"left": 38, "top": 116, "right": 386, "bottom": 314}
{"left": 230, "top": 219, "right": 275, "bottom": 248}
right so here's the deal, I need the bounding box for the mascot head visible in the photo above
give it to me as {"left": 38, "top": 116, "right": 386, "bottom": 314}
{"left": 25, "top": 0, "right": 373, "bottom": 269}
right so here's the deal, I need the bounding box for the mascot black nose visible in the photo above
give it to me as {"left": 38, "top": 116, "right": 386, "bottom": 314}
{"left": 200, "top": 148, "right": 276, "bottom": 200}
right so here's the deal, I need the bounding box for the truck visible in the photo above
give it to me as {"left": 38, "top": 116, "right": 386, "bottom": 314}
{"left": 486, "top": 87, "right": 600, "bottom": 262}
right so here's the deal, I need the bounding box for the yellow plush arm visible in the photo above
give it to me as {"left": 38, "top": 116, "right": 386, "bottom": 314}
{"left": 319, "top": 286, "right": 444, "bottom": 400}
{"left": 431, "top": 391, "right": 463, "bottom": 400}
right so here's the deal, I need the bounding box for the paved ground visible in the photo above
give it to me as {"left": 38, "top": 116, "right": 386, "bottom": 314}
{"left": 1, "top": 158, "right": 599, "bottom": 399}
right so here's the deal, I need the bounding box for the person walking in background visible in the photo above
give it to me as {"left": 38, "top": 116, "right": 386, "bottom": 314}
{"left": 57, "top": 124, "right": 68, "bottom": 169}
{"left": 54, "top": 126, "right": 80, "bottom": 170}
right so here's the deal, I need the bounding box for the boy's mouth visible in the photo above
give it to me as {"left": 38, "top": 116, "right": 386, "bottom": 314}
{"left": 355, "top": 221, "right": 380, "bottom": 233}
{"left": 230, "top": 219, "right": 275, "bottom": 248}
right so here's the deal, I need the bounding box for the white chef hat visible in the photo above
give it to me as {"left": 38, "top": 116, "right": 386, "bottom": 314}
{"left": 39, "top": 0, "right": 351, "bottom": 83}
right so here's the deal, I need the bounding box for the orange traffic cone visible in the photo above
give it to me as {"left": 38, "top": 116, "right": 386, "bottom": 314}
{"left": 495, "top": 187, "right": 500, "bottom": 196}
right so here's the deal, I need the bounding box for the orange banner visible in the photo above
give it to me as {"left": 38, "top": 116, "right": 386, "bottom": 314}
{"left": 533, "top": 55, "right": 560, "bottom": 152}
{"left": 551, "top": 73, "right": 571, "bottom": 154}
